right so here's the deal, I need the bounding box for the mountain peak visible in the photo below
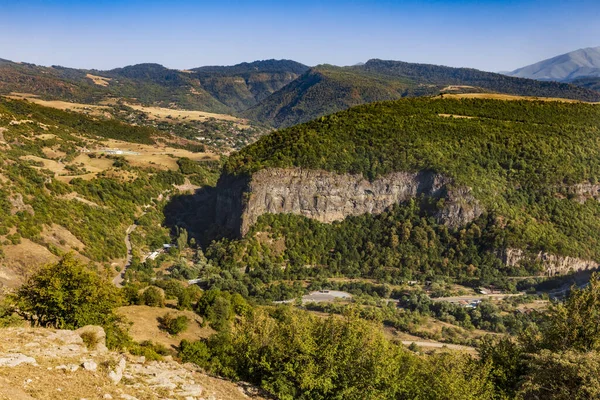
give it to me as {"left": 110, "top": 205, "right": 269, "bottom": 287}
{"left": 507, "top": 46, "right": 600, "bottom": 81}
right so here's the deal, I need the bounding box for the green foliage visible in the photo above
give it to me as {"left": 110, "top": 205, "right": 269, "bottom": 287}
{"left": 142, "top": 286, "right": 165, "bottom": 307}
{"left": 195, "top": 289, "right": 251, "bottom": 331}
{"left": 80, "top": 330, "right": 101, "bottom": 350}
{"left": 129, "top": 340, "right": 171, "bottom": 361}
{"left": 228, "top": 98, "right": 600, "bottom": 266}
{"left": 157, "top": 313, "right": 189, "bottom": 335}
{"left": 519, "top": 350, "right": 600, "bottom": 400}
{"left": 0, "top": 301, "right": 23, "bottom": 328}
{"left": 0, "top": 98, "right": 159, "bottom": 144}
{"left": 526, "top": 272, "right": 600, "bottom": 353}
{"left": 181, "top": 306, "right": 495, "bottom": 400}
{"left": 16, "top": 254, "right": 122, "bottom": 329}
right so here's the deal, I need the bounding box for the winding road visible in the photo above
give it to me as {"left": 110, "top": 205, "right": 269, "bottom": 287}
{"left": 112, "top": 223, "right": 137, "bottom": 287}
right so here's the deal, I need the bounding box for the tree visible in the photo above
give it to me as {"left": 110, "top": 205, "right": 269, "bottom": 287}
{"left": 519, "top": 350, "right": 600, "bottom": 400}
{"left": 158, "top": 313, "right": 189, "bottom": 335}
{"left": 529, "top": 273, "right": 600, "bottom": 353}
{"left": 16, "top": 254, "right": 122, "bottom": 329}
{"left": 142, "top": 286, "right": 165, "bottom": 307}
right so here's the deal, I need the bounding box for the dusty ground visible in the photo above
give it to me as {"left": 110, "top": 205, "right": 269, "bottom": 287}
{"left": 0, "top": 240, "right": 59, "bottom": 288}
{"left": 117, "top": 305, "right": 214, "bottom": 350}
{"left": 92, "top": 139, "right": 218, "bottom": 171}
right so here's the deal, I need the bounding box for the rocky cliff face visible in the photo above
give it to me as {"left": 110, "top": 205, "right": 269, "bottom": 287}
{"left": 498, "top": 248, "right": 598, "bottom": 276}
{"left": 215, "top": 168, "right": 483, "bottom": 237}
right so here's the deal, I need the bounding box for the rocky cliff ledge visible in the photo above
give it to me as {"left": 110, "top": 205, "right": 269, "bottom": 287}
{"left": 498, "top": 248, "right": 598, "bottom": 276}
{"left": 215, "top": 168, "right": 483, "bottom": 237}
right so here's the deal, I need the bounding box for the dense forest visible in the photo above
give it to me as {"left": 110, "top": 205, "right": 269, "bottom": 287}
{"left": 217, "top": 99, "right": 600, "bottom": 286}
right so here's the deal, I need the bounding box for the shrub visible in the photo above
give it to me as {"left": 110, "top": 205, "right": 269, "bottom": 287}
{"left": 142, "top": 286, "right": 165, "bottom": 307}
{"left": 158, "top": 313, "right": 189, "bottom": 335}
{"left": 80, "top": 331, "right": 100, "bottom": 350}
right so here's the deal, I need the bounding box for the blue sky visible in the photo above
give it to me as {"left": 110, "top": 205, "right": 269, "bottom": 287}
{"left": 0, "top": 0, "right": 598, "bottom": 72}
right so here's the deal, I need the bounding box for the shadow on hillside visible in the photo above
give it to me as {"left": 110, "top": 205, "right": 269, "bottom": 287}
{"left": 163, "top": 186, "right": 233, "bottom": 248}
{"left": 533, "top": 268, "right": 598, "bottom": 296}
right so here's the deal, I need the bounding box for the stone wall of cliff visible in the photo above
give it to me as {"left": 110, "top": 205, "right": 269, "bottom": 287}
{"left": 497, "top": 248, "right": 598, "bottom": 276}
{"left": 215, "top": 168, "right": 483, "bottom": 237}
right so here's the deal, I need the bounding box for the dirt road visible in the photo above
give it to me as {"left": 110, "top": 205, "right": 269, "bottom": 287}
{"left": 112, "top": 223, "right": 137, "bottom": 287}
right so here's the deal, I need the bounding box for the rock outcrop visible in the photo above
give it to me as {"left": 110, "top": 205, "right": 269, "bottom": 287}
{"left": 216, "top": 168, "right": 483, "bottom": 237}
{"left": 565, "top": 183, "right": 600, "bottom": 203}
{"left": 497, "top": 248, "right": 598, "bottom": 276}
{"left": 0, "top": 326, "right": 264, "bottom": 400}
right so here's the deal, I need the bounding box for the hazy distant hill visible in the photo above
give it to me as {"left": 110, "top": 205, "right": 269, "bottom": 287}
{"left": 245, "top": 59, "right": 600, "bottom": 127}
{"left": 192, "top": 59, "right": 309, "bottom": 111}
{"left": 506, "top": 46, "right": 600, "bottom": 81}
{"left": 1, "top": 56, "right": 598, "bottom": 130}
{"left": 0, "top": 58, "right": 308, "bottom": 115}
{"left": 570, "top": 76, "right": 600, "bottom": 91}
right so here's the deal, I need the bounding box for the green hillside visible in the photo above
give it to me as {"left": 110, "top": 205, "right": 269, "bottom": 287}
{"left": 244, "top": 60, "right": 600, "bottom": 127}
{"left": 192, "top": 59, "right": 309, "bottom": 110}
{"left": 0, "top": 58, "right": 308, "bottom": 115}
{"left": 220, "top": 98, "right": 600, "bottom": 286}
{"left": 0, "top": 98, "right": 219, "bottom": 286}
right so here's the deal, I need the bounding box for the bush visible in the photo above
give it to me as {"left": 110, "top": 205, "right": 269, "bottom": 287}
{"left": 16, "top": 254, "right": 122, "bottom": 329}
{"left": 80, "top": 331, "right": 100, "bottom": 350}
{"left": 158, "top": 313, "right": 189, "bottom": 335}
{"left": 130, "top": 340, "right": 170, "bottom": 361}
{"left": 142, "top": 286, "right": 165, "bottom": 307}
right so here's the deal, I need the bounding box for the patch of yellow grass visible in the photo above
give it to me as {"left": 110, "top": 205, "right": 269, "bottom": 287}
{"left": 438, "top": 113, "right": 476, "bottom": 119}
{"left": 439, "top": 92, "right": 584, "bottom": 103}
{"left": 117, "top": 305, "right": 214, "bottom": 349}
{"left": 94, "top": 138, "right": 218, "bottom": 171}
{"left": 124, "top": 102, "right": 241, "bottom": 123}
{"left": 20, "top": 155, "right": 67, "bottom": 174}
{"left": 5, "top": 93, "right": 110, "bottom": 115}
{"left": 85, "top": 73, "right": 111, "bottom": 87}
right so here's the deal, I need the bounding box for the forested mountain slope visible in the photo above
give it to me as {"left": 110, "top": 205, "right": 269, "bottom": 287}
{"left": 0, "top": 58, "right": 308, "bottom": 114}
{"left": 245, "top": 60, "right": 600, "bottom": 127}
{"left": 205, "top": 98, "right": 600, "bottom": 285}
{"left": 192, "top": 59, "right": 309, "bottom": 110}
{"left": 244, "top": 59, "right": 600, "bottom": 127}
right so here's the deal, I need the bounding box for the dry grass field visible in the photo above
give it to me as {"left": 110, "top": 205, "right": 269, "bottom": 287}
{"left": 123, "top": 103, "right": 240, "bottom": 123}
{"left": 117, "top": 305, "right": 214, "bottom": 349}
{"left": 5, "top": 93, "right": 110, "bottom": 116}
{"left": 439, "top": 92, "right": 585, "bottom": 103}
{"left": 85, "top": 73, "right": 111, "bottom": 87}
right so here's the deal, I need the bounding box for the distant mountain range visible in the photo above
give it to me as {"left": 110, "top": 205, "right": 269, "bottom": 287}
{"left": 0, "top": 58, "right": 309, "bottom": 114}
{"left": 1, "top": 56, "right": 598, "bottom": 129}
{"left": 506, "top": 46, "right": 600, "bottom": 82}
{"left": 244, "top": 59, "right": 600, "bottom": 127}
